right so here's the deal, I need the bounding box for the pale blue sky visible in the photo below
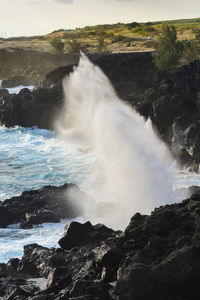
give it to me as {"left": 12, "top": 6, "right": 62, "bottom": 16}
{"left": 0, "top": 0, "right": 199, "bottom": 37}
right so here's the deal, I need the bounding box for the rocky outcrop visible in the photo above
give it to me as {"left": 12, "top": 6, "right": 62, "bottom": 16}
{"left": 0, "top": 48, "right": 80, "bottom": 87}
{"left": 1, "top": 191, "right": 200, "bottom": 299}
{"left": 0, "top": 48, "right": 100, "bottom": 87}
{"left": 0, "top": 87, "right": 63, "bottom": 129}
{"left": 1, "top": 52, "right": 200, "bottom": 167}
{"left": 0, "top": 183, "right": 84, "bottom": 229}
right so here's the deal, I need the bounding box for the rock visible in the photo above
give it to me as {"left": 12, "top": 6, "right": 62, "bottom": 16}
{"left": 47, "top": 267, "right": 71, "bottom": 289}
{"left": 3, "top": 191, "right": 200, "bottom": 299}
{"left": 0, "top": 183, "right": 84, "bottom": 228}
{"left": 58, "top": 221, "right": 117, "bottom": 250}
{"left": 0, "top": 278, "right": 40, "bottom": 299}
{"left": 0, "top": 88, "right": 9, "bottom": 97}
{"left": 1, "top": 76, "right": 29, "bottom": 88}
{"left": 58, "top": 221, "right": 94, "bottom": 250}
{"left": 0, "top": 206, "right": 14, "bottom": 228}
{"left": 172, "top": 114, "right": 200, "bottom": 168}
{"left": 1, "top": 52, "right": 200, "bottom": 167}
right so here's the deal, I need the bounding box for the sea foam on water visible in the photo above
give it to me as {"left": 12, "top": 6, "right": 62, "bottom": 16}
{"left": 55, "top": 54, "right": 177, "bottom": 230}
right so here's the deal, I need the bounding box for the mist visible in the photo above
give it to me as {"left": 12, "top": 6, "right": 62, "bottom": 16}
{"left": 55, "top": 54, "right": 176, "bottom": 230}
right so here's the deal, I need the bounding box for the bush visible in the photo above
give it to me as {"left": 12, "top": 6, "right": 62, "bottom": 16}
{"left": 182, "top": 39, "right": 199, "bottom": 62}
{"left": 50, "top": 37, "right": 65, "bottom": 53}
{"left": 66, "top": 38, "right": 82, "bottom": 53}
{"left": 96, "top": 32, "right": 108, "bottom": 53}
{"left": 112, "top": 34, "right": 125, "bottom": 43}
{"left": 128, "top": 22, "right": 141, "bottom": 28}
{"left": 152, "top": 24, "right": 183, "bottom": 70}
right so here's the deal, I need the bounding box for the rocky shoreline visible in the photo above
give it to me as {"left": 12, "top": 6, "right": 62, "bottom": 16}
{"left": 1, "top": 51, "right": 200, "bottom": 299}
{"left": 0, "top": 189, "right": 200, "bottom": 299}
{"left": 0, "top": 183, "right": 84, "bottom": 229}
{"left": 1, "top": 52, "right": 200, "bottom": 168}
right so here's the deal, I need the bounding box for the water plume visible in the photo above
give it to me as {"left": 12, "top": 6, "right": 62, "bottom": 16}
{"left": 55, "top": 54, "right": 176, "bottom": 230}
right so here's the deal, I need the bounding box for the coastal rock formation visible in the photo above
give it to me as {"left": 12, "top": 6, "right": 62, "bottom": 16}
{"left": 0, "top": 48, "right": 80, "bottom": 87}
{"left": 0, "top": 191, "right": 200, "bottom": 299}
{"left": 0, "top": 183, "right": 84, "bottom": 229}
{"left": 1, "top": 52, "right": 200, "bottom": 167}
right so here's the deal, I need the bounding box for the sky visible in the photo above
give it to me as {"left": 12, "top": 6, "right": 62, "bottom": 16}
{"left": 0, "top": 0, "right": 200, "bottom": 37}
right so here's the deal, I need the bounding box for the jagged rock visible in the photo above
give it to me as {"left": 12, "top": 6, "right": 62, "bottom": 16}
{"left": 0, "top": 183, "right": 84, "bottom": 228}
{"left": 58, "top": 221, "right": 117, "bottom": 250}
{"left": 1, "top": 52, "right": 200, "bottom": 167}
{"left": 0, "top": 88, "right": 9, "bottom": 97}
{"left": 58, "top": 221, "right": 94, "bottom": 250}
{"left": 0, "top": 206, "right": 14, "bottom": 228}
{"left": 2, "top": 191, "right": 200, "bottom": 299}
{"left": 1, "top": 76, "right": 28, "bottom": 88}
{"left": 172, "top": 114, "right": 200, "bottom": 167}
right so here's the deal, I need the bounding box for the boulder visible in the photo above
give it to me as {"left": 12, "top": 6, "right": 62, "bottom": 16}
{"left": 2, "top": 191, "right": 200, "bottom": 299}
{"left": 58, "top": 221, "right": 117, "bottom": 250}
{"left": 0, "top": 183, "right": 84, "bottom": 228}
{"left": 58, "top": 221, "right": 94, "bottom": 250}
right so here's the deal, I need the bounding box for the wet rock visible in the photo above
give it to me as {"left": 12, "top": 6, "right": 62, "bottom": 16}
{"left": 58, "top": 221, "right": 117, "bottom": 250}
{"left": 0, "top": 183, "right": 84, "bottom": 228}
{"left": 2, "top": 185, "right": 200, "bottom": 299}
{"left": 58, "top": 221, "right": 94, "bottom": 250}
{"left": 172, "top": 114, "right": 200, "bottom": 167}
{"left": 0, "top": 206, "right": 14, "bottom": 228}
{"left": 0, "top": 88, "right": 9, "bottom": 97}
{"left": 1, "top": 52, "right": 200, "bottom": 168}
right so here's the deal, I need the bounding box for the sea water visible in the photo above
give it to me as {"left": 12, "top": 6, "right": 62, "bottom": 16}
{"left": 0, "top": 126, "right": 102, "bottom": 262}
{"left": 0, "top": 69, "right": 200, "bottom": 262}
{"left": 0, "top": 127, "right": 199, "bottom": 263}
{"left": 0, "top": 80, "right": 34, "bottom": 94}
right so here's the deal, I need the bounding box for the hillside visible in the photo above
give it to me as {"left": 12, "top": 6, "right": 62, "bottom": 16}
{"left": 0, "top": 17, "right": 199, "bottom": 54}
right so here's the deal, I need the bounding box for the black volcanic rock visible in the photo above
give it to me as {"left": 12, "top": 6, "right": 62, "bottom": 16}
{"left": 0, "top": 183, "right": 84, "bottom": 228}
{"left": 58, "top": 221, "right": 94, "bottom": 250}
{"left": 0, "top": 88, "right": 9, "bottom": 98}
{"left": 1, "top": 191, "right": 200, "bottom": 299}
{"left": 58, "top": 221, "right": 116, "bottom": 250}
{"left": 1, "top": 52, "right": 200, "bottom": 166}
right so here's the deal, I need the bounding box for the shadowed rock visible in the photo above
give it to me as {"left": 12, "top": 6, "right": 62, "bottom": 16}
{"left": 1, "top": 190, "right": 200, "bottom": 299}
{"left": 0, "top": 183, "right": 84, "bottom": 228}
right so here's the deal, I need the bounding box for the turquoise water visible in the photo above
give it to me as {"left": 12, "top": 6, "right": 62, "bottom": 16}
{"left": 0, "top": 126, "right": 100, "bottom": 201}
{"left": 0, "top": 126, "right": 102, "bottom": 262}
{"left": 0, "top": 126, "right": 200, "bottom": 263}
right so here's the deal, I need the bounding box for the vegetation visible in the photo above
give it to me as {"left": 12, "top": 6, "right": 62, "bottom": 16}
{"left": 49, "top": 37, "right": 65, "bottom": 53}
{"left": 152, "top": 24, "right": 183, "bottom": 70}
{"left": 96, "top": 31, "right": 108, "bottom": 53}
{"left": 65, "top": 38, "right": 82, "bottom": 53}
{"left": 152, "top": 25, "right": 200, "bottom": 70}
{"left": 1, "top": 17, "right": 200, "bottom": 59}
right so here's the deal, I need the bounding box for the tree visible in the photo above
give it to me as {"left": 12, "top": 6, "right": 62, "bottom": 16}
{"left": 96, "top": 31, "right": 108, "bottom": 53}
{"left": 152, "top": 24, "right": 183, "bottom": 70}
{"left": 66, "top": 38, "right": 82, "bottom": 53}
{"left": 50, "top": 37, "right": 65, "bottom": 53}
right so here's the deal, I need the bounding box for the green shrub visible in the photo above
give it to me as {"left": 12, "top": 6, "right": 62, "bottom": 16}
{"left": 152, "top": 24, "right": 183, "bottom": 70}
{"left": 50, "top": 37, "right": 65, "bottom": 53}
{"left": 112, "top": 34, "right": 125, "bottom": 43}
{"left": 182, "top": 39, "right": 199, "bottom": 62}
{"left": 96, "top": 32, "right": 108, "bottom": 53}
{"left": 66, "top": 38, "right": 82, "bottom": 53}
{"left": 128, "top": 22, "right": 141, "bottom": 28}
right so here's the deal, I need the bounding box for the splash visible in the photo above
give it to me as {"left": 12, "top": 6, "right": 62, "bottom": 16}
{"left": 55, "top": 54, "right": 176, "bottom": 230}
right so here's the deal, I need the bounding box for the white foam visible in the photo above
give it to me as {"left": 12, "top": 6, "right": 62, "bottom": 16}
{"left": 55, "top": 54, "right": 177, "bottom": 230}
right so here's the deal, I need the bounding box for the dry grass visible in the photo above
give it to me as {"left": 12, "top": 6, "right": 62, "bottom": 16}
{"left": 0, "top": 18, "right": 199, "bottom": 54}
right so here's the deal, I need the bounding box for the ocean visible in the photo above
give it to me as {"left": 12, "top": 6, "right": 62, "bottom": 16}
{"left": 0, "top": 77, "right": 200, "bottom": 263}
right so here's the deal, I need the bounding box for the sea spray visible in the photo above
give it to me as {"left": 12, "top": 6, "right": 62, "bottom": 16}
{"left": 55, "top": 54, "right": 176, "bottom": 230}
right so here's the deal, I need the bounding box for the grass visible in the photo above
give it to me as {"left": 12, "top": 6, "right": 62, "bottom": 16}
{"left": 0, "top": 17, "right": 199, "bottom": 54}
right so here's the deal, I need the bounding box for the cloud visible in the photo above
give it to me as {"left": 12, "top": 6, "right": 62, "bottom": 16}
{"left": 8, "top": 0, "right": 73, "bottom": 4}
{"left": 54, "top": 0, "right": 73, "bottom": 3}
